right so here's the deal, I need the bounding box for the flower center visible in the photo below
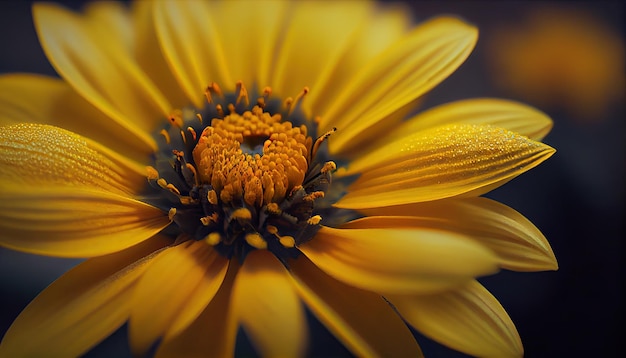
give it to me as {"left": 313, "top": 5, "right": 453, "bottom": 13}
{"left": 146, "top": 83, "right": 336, "bottom": 262}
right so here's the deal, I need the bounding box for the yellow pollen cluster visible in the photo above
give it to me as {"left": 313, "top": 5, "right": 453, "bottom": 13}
{"left": 192, "top": 105, "right": 313, "bottom": 207}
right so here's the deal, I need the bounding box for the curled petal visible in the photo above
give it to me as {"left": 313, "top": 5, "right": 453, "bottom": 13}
{"left": 232, "top": 250, "right": 308, "bottom": 357}
{"left": 300, "top": 226, "right": 498, "bottom": 294}
{"left": 0, "top": 236, "right": 170, "bottom": 357}
{"left": 336, "top": 124, "right": 555, "bottom": 209}
{"left": 388, "top": 280, "right": 523, "bottom": 358}
{"left": 347, "top": 197, "right": 557, "bottom": 272}
{"left": 129, "top": 240, "right": 229, "bottom": 355}
{"left": 290, "top": 255, "right": 423, "bottom": 357}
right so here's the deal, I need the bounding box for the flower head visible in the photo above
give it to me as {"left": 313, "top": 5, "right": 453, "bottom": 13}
{"left": 0, "top": 1, "right": 556, "bottom": 357}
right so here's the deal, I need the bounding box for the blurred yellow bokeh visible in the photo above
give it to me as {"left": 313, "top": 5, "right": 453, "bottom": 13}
{"left": 487, "top": 7, "right": 625, "bottom": 122}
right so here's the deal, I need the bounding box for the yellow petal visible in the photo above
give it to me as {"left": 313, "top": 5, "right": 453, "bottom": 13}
{"left": 83, "top": 1, "right": 134, "bottom": 53}
{"left": 349, "top": 197, "right": 557, "bottom": 272}
{"left": 232, "top": 250, "right": 307, "bottom": 357}
{"left": 0, "top": 123, "right": 147, "bottom": 195}
{"left": 0, "top": 236, "right": 170, "bottom": 357}
{"left": 202, "top": 0, "right": 288, "bottom": 91}
{"left": 308, "top": 5, "right": 411, "bottom": 119}
{"left": 33, "top": 3, "right": 171, "bottom": 137}
{"left": 0, "top": 74, "right": 154, "bottom": 160}
{"left": 271, "top": 1, "right": 374, "bottom": 101}
{"left": 300, "top": 226, "right": 498, "bottom": 294}
{"left": 129, "top": 240, "right": 229, "bottom": 355}
{"left": 385, "top": 98, "right": 554, "bottom": 143}
{"left": 131, "top": 1, "right": 190, "bottom": 110}
{"left": 289, "top": 255, "right": 424, "bottom": 358}
{"left": 388, "top": 280, "right": 523, "bottom": 358}
{"left": 155, "top": 260, "right": 240, "bottom": 358}
{"left": 336, "top": 124, "right": 555, "bottom": 209}
{"left": 153, "top": 0, "right": 233, "bottom": 108}
{"left": 320, "top": 17, "right": 478, "bottom": 155}
{"left": 0, "top": 185, "right": 170, "bottom": 257}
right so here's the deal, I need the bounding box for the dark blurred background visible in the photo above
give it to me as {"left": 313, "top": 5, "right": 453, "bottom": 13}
{"left": 1, "top": 1, "right": 623, "bottom": 357}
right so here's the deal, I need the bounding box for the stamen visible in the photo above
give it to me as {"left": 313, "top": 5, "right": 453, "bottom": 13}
{"left": 207, "top": 189, "right": 218, "bottom": 205}
{"left": 146, "top": 166, "right": 159, "bottom": 180}
{"left": 216, "top": 104, "right": 225, "bottom": 118}
{"left": 288, "top": 87, "right": 309, "bottom": 116}
{"left": 236, "top": 81, "right": 250, "bottom": 107}
{"left": 152, "top": 82, "right": 334, "bottom": 261}
{"left": 204, "top": 232, "right": 222, "bottom": 246}
{"left": 157, "top": 178, "right": 168, "bottom": 189}
{"left": 187, "top": 127, "right": 197, "bottom": 141}
{"left": 307, "top": 215, "right": 322, "bottom": 225}
{"left": 266, "top": 225, "right": 296, "bottom": 248}
{"left": 312, "top": 127, "right": 336, "bottom": 160}
{"left": 231, "top": 208, "right": 252, "bottom": 222}
{"left": 185, "top": 163, "right": 198, "bottom": 186}
{"left": 245, "top": 233, "right": 267, "bottom": 250}
{"left": 165, "top": 183, "right": 181, "bottom": 195}
{"left": 168, "top": 110, "right": 184, "bottom": 128}
{"left": 168, "top": 208, "right": 177, "bottom": 221}
{"left": 160, "top": 129, "right": 171, "bottom": 144}
{"left": 200, "top": 213, "right": 219, "bottom": 226}
{"left": 321, "top": 161, "right": 337, "bottom": 174}
{"left": 206, "top": 82, "right": 224, "bottom": 101}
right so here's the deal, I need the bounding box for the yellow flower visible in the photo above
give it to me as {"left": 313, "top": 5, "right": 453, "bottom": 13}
{"left": 0, "top": 1, "right": 556, "bottom": 357}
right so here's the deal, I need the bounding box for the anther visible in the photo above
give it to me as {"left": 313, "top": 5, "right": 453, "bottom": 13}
{"left": 279, "top": 235, "right": 296, "bottom": 248}
{"left": 204, "top": 232, "right": 222, "bottom": 246}
{"left": 207, "top": 82, "right": 223, "bottom": 99}
{"left": 304, "top": 191, "right": 325, "bottom": 201}
{"left": 166, "top": 183, "right": 181, "bottom": 195}
{"left": 307, "top": 215, "right": 322, "bottom": 225}
{"left": 185, "top": 163, "right": 198, "bottom": 186}
{"left": 231, "top": 208, "right": 252, "bottom": 222}
{"left": 168, "top": 110, "right": 184, "bottom": 128}
{"left": 207, "top": 189, "right": 218, "bottom": 205}
{"left": 266, "top": 203, "right": 281, "bottom": 214}
{"left": 321, "top": 161, "right": 337, "bottom": 174}
{"left": 168, "top": 208, "right": 177, "bottom": 221}
{"left": 235, "top": 81, "right": 250, "bottom": 107}
{"left": 312, "top": 127, "right": 336, "bottom": 160}
{"left": 200, "top": 213, "right": 219, "bottom": 226}
{"left": 157, "top": 178, "right": 168, "bottom": 189}
{"left": 196, "top": 113, "right": 203, "bottom": 125}
{"left": 146, "top": 166, "right": 159, "bottom": 180}
{"left": 160, "top": 129, "right": 171, "bottom": 144}
{"left": 245, "top": 233, "right": 267, "bottom": 250}
{"left": 187, "top": 127, "right": 197, "bottom": 141}
{"left": 204, "top": 86, "right": 213, "bottom": 104}
{"left": 265, "top": 224, "right": 296, "bottom": 248}
{"left": 216, "top": 104, "right": 224, "bottom": 118}
{"left": 283, "top": 97, "right": 293, "bottom": 112}
{"left": 288, "top": 87, "right": 309, "bottom": 116}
